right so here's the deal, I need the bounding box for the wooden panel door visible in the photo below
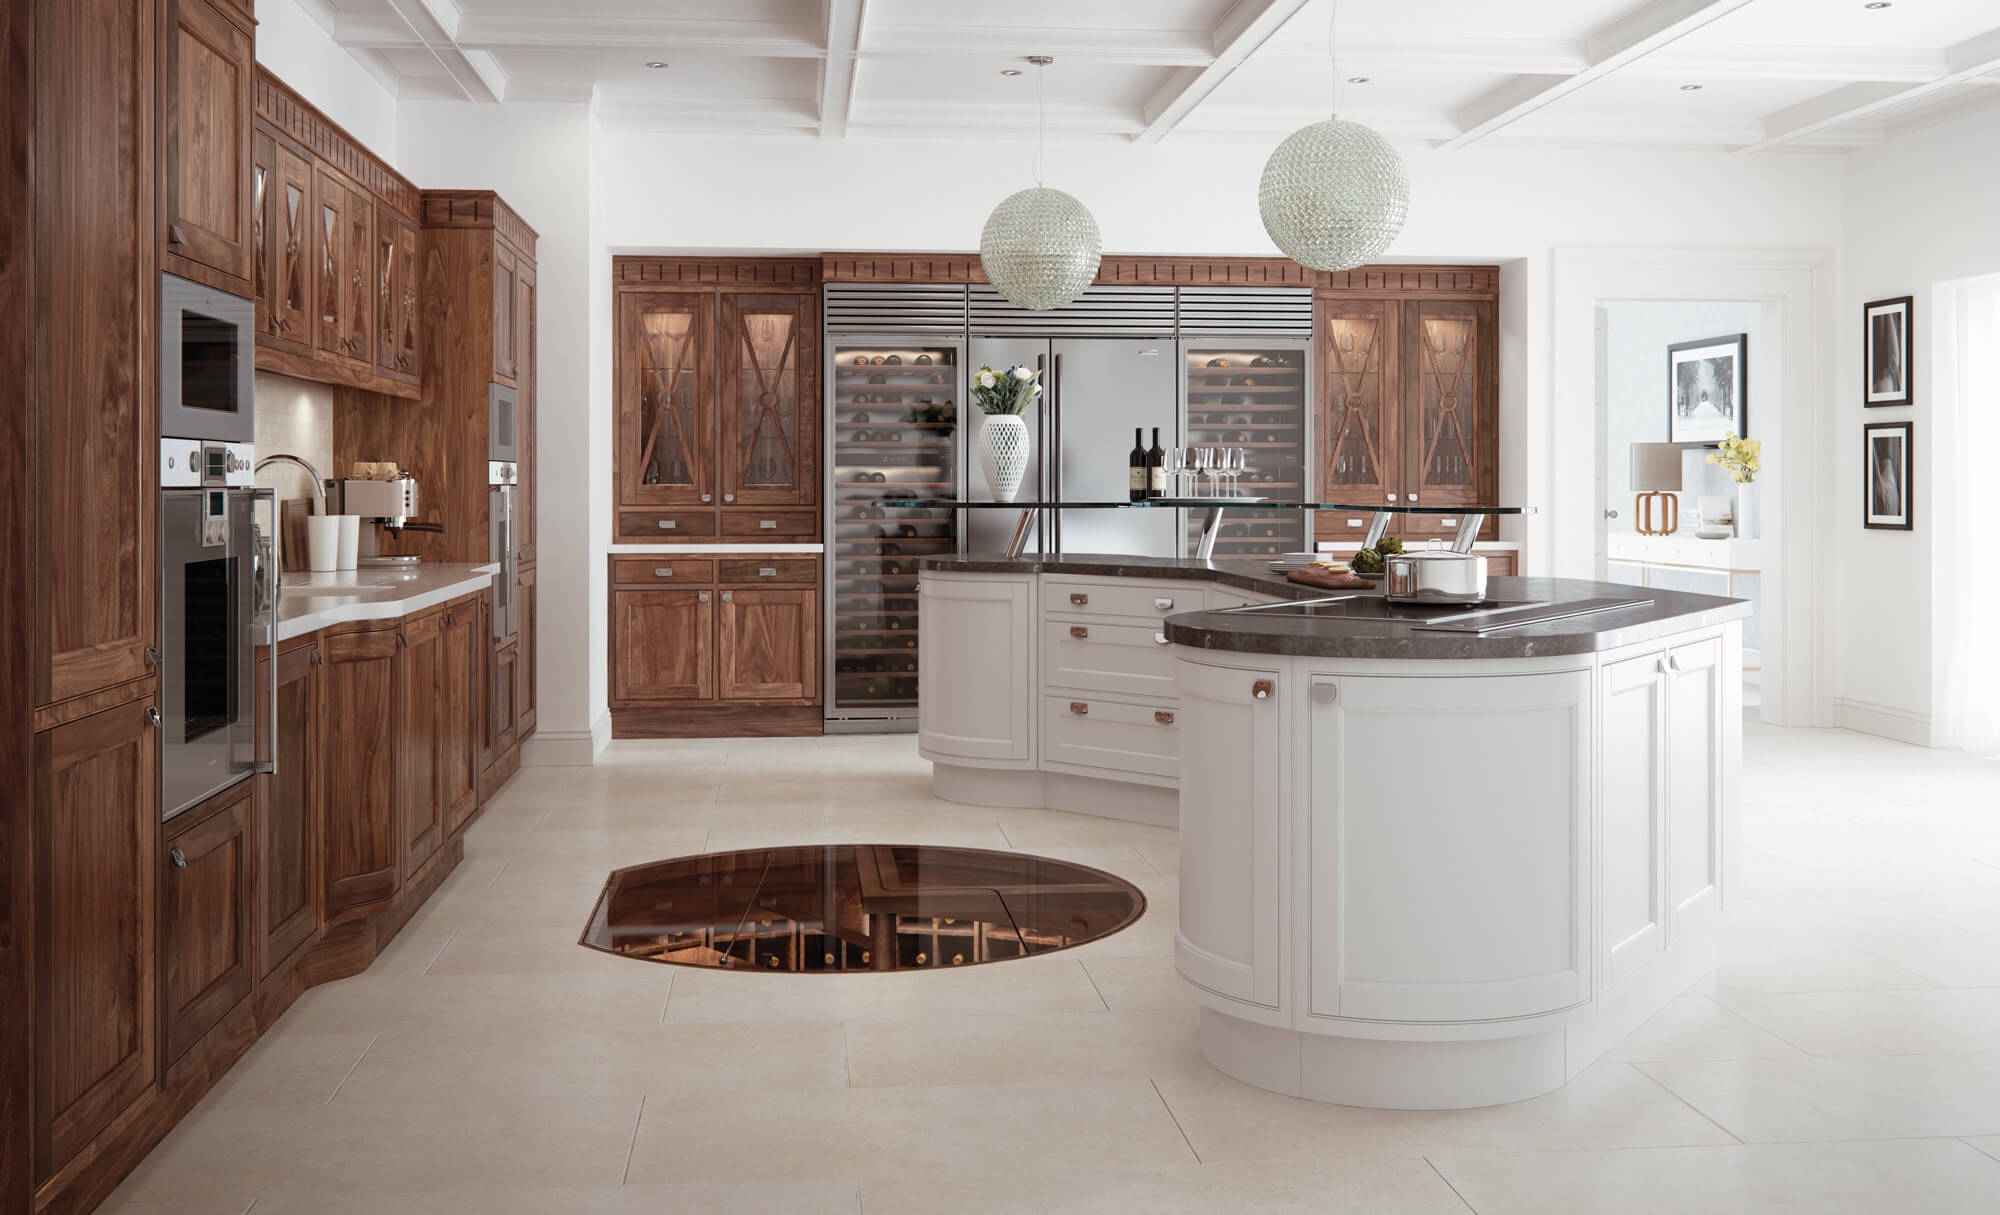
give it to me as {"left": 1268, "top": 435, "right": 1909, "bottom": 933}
{"left": 1175, "top": 659, "right": 1283, "bottom": 1009}
{"left": 488, "top": 639, "right": 519, "bottom": 760}
{"left": 162, "top": 0, "right": 253, "bottom": 291}
{"left": 320, "top": 628, "right": 399, "bottom": 921}
{"left": 375, "top": 204, "right": 420, "bottom": 382}
{"left": 718, "top": 292, "right": 817, "bottom": 508}
{"left": 1319, "top": 300, "right": 1397, "bottom": 534}
{"left": 251, "top": 124, "right": 273, "bottom": 338}
{"left": 393, "top": 213, "right": 422, "bottom": 381}
{"left": 312, "top": 166, "right": 351, "bottom": 363}
{"left": 33, "top": 699, "right": 158, "bottom": 1181}
{"left": 516, "top": 260, "right": 536, "bottom": 562}
{"left": 617, "top": 292, "right": 713, "bottom": 508}
{"left": 32, "top": 0, "right": 156, "bottom": 707}
{"left": 440, "top": 602, "right": 478, "bottom": 834}
{"left": 612, "top": 589, "right": 714, "bottom": 704}
{"left": 268, "top": 138, "right": 313, "bottom": 354}
{"left": 162, "top": 784, "right": 254, "bottom": 1063}
{"left": 256, "top": 643, "right": 319, "bottom": 976}
{"left": 517, "top": 566, "right": 537, "bottom": 737}
{"left": 1400, "top": 300, "right": 1495, "bottom": 530}
{"left": 493, "top": 239, "right": 518, "bottom": 381}
{"left": 916, "top": 575, "right": 1033, "bottom": 765}
{"left": 399, "top": 612, "right": 445, "bottom": 875}
{"left": 343, "top": 181, "right": 374, "bottom": 370}
{"left": 718, "top": 588, "right": 817, "bottom": 701}
{"left": 1600, "top": 649, "right": 1667, "bottom": 991}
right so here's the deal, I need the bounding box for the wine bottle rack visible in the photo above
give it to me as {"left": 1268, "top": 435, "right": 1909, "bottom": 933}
{"left": 830, "top": 344, "right": 960, "bottom": 711}
{"left": 1183, "top": 345, "right": 1308, "bottom": 558}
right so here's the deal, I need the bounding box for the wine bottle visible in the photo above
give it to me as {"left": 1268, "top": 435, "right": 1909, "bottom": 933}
{"left": 1148, "top": 427, "right": 1167, "bottom": 499}
{"left": 1129, "top": 428, "right": 1147, "bottom": 502}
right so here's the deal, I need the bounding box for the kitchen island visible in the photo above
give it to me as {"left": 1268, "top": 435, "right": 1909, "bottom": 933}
{"left": 917, "top": 553, "right": 1748, "bottom": 1109}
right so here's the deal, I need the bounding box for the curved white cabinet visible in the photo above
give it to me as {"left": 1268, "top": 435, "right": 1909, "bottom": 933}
{"left": 917, "top": 574, "right": 1035, "bottom": 766}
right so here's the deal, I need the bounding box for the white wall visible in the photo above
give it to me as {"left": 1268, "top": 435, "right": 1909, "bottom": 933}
{"left": 253, "top": 0, "right": 398, "bottom": 163}
{"left": 1836, "top": 104, "right": 2000, "bottom": 744}
{"left": 1600, "top": 300, "right": 1762, "bottom": 536}
{"left": 397, "top": 101, "right": 609, "bottom": 761}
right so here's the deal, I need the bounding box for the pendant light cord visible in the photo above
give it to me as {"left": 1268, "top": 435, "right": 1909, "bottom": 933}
{"left": 1328, "top": 0, "right": 1341, "bottom": 120}
{"left": 1034, "top": 58, "right": 1047, "bottom": 187}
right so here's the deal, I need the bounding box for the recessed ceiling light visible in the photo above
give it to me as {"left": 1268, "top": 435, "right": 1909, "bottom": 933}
{"left": 1000, "top": 68, "right": 1022, "bottom": 76}
{"left": 645, "top": 61, "right": 668, "bottom": 69}
{"left": 1680, "top": 83, "right": 1704, "bottom": 91}
{"left": 1347, "top": 76, "right": 1370, "bottom": 84}
{"left": 1865, "top": 2, "right": 1891, "bottom": 9}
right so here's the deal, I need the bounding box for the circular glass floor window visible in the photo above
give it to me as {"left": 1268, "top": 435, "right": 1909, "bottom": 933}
{"left": 580, "top": 844, "right": 1146, "bottom": 973}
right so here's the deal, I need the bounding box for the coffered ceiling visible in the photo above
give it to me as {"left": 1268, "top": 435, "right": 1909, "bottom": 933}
{"left": 298, "top": 0, "right": 2000, "bottom": 151}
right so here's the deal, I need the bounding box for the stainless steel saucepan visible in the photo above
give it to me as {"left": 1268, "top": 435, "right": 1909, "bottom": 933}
{"left": 1382, "top": 549, "right": 1488, "bottom": 605}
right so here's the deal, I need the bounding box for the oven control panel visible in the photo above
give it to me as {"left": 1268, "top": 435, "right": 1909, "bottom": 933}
{"left": 162, "top": 438, "right": 255, "bottom": 489}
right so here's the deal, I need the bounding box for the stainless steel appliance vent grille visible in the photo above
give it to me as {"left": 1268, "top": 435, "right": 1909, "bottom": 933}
{"left": 825, "top": 284, "right": 969, "bottom": 332}
{"left": 969, "top": 285, "right": 1178, "bottom": 336}
{"left": 1175, "top": 286, "right": 1315, "bottom": 334}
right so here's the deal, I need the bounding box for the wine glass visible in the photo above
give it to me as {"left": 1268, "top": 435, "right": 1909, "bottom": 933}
{"left": 1195, "top": 447, "right": 1217, "bottom": 496}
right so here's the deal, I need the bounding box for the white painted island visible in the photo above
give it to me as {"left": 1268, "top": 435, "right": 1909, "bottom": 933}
{"left": 918, "top": 555, "right": 1748, "bottom": 1109}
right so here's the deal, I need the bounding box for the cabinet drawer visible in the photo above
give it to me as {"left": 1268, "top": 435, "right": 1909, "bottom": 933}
{"left": 1043, "top": 619, "right": 1178, "bottom": 700}
{"left": 1042, "top": 696, "right": 1180, "bottom": 781}
{"left": 618, "top": 510, "right": 718, "bottom": 540}
{"left": 719, "top": 557, "right": 818, "bottom": 586}
{"left": 720, "top": 508, "right": 817, "bottom": 539}
{"left": 1042, "top": 577, "right": 1199, "bottom": 622}
{"left": 612, "top": 557, "right": 715, "bottom": 586}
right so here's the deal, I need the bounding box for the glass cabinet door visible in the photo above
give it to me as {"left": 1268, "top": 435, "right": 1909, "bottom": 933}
{"left": 1401, "top": 300, "right": 1491, "bottom": 530}
{"left": 719, "top": 293, "right": 817, "bottom": 506}
{"left": 617, "top": 292, "right": 713, "bottom": 507}
{"left": 1182, "top": 341, "right": 1309, "bottom": 558}
{"left": 828, "top": 341, "right": 961, "bottom": 713}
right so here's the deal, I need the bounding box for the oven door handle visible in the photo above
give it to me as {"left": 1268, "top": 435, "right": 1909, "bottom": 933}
{"left": 248, "top": 488, "right": 278, "bottom": 777}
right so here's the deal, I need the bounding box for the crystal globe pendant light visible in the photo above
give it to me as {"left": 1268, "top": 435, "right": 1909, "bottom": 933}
{"left": 980, "top": 56, "right": 1102, "bottom": 311}
{"left": 1258, "top": 1, "right": 1408, "bottom": 271}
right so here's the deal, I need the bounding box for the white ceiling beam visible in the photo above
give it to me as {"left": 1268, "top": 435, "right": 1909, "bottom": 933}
{"left": 341, "top": 15, "right": 826, "bottom": 58}
{"left": 1135, "top": 0, "right": 1315, "bottom": 144}
{"left": 591, "top": 96, "right": 821, "bottom": 135}
{"left": 819, "top": 0, "right": 867, "bottom": 138}
{"left": 1442, "top": 0, "right": 1758, "bottom": 149}
{"left": 1739, "top": 25, "right": 2000, "bottom": 152}
{"left": 863, "top": 25, "right": 1215, "bottom": 65}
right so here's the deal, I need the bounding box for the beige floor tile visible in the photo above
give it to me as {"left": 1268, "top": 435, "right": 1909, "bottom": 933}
{"left": 1698, "top": 930, "right": 1938, "bottom": 994}
{"left": 360, "top": 914, "right": 464, "bottom": 975}
{"left": 1603, "top": 996, "right": 1809, "bottom": 1063}
{"left": 461, "top": 824, "right": 708, "bottom": 864}
{"left": 422, "top": 921, "right": 656, "bottom": 976}
{"left": 333, "top": 1019, "right": 847, "bottom": 1104}
{"left": 663, "top": 956, "right": 1108, "bottom": 1023}
{"left": 1428, "top": 1137, "right": 2000, "bottom": 1214}
{"left": 701, "top": 820, "right": 1014, "bottom": 853}
{"left": 626, "top": 1079, "right": 1194, "bottom": 1183}
{"left": 843, "top": 1009, "right": 1205, "bottom": 1087}
{"left": 1711, "top": 987, "right": 2000, "bottom": 1055}
{"left": 246, "top": 1177, "right": 861, "bottom": 1215}
{"left": 99, "top": 1196, "right": 255, "bottom": 1215}
{"left": 115, "top": 1095, "right": 642, "bottom": 1203}
{"left": 1154, "top": 1064, "right": 1736, "bottom": 1159}
{"left": 860, "top": 1157, "right": 1469, "bottom": 1215}
{"left": 1081, "top": 955, "right": 1198, "bottom": 1011}
{"left": 197, "top": 1031, "right": 378, "bottom": 1109}
{"left": 280, "top": 970, "right": 672, "bottom": 1035}
{"left": 1721, "top": 895, "right": 1964, "bottom": 941}
{"left": 1639, "top": 1052, "right": 2000, "bottom": 1141}
{"left": 991, "top": 806, "right": 1182, "bottom": 848}
{"left": 1854, "top": 932, "right": 2000, "bottom": 988}
{"left": 1966, "top": 1136, "right": 2000, "bottom": 1164}
{"left": 1136, "top": 841, "right": 1180, "bottom": 875}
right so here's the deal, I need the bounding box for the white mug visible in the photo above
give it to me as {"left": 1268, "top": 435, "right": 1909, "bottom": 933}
{"left": 306, "top": 516, "right": 342, "bottom": 572}
{"left": 336, "top": 515, "right": 361, "bottom": 570}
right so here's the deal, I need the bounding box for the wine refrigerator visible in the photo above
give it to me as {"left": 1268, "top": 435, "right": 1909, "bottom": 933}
{"left": 1179, "top": 336, "right": 1313, "bottom": 557}
{"left": 823, "top": 337, "right": 964, "bottom": 730}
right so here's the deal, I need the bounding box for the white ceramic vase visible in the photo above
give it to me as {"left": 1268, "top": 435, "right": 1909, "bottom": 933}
{"left": 979, "top": 414, "right": 1031, "bottom": 502}
{"left": 1735, "top": 481, "right": 1758, "bottom": 539}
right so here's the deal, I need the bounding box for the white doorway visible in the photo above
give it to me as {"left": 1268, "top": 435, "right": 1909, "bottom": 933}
{"left": 1553, "top": 249, "right": 1835, "bottom": 729}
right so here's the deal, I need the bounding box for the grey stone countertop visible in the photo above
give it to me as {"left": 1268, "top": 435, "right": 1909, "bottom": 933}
{"left": 919, "top": 553, "right": 1750, "bottom": 659}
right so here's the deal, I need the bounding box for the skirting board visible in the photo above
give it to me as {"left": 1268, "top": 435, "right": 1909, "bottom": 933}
{"left": 1833, "top": 697, "right": 1936, "bottom": 748}
{"left": 931, "top": 763, "right": 1177, "bottom": 827}
{"left": 612, "top": 704, "right": 823, "bottom": 739}
{"left": 522, "top": 712, "right": 611, "bottom": 766}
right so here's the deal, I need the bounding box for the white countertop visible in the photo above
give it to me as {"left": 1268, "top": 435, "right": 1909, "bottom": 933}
{"left": 263, "top": 562, "right": 499, "bottom": 644}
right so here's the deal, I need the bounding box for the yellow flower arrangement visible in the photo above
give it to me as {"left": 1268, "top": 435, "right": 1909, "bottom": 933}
{"left": 1707, "top": 432, "right": 1761, "bottom": 484}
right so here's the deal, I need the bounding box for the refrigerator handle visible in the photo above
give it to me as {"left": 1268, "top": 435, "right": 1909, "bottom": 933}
{"left": 1051, "top": 350, "right": 1063, "bottom": 552}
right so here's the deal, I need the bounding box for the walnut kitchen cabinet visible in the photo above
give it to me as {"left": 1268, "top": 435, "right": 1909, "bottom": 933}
{"left": 441, "top": 599, "right": 480, "bottom": 834}
{"left": 1315, "top": 268, "right": 1499, "bottom": 544}
{"left": 161, "top": 782, "right": 255, "bottom": 1065}
{"left": 161, "top": 0, "right": 254, "bottom": 294}
{"left": 616, "top": 290, "right": 715, "bottom": 513}
{"left": 32, "top": 696, "right": 160, "bottom": 1183}
{"left": 376, "top": 202, "right": 421, "bottom": 386}
{"left": 611, "top": 587, "right": 715, "bottom": 704}
{"left": 517, "top": 258, "right": 537, "bottom": 564}
{"left": 517, "top": 566, "right": 537, "bottom": 739}
{"left": 717, "top": 291, "right": 818, "bottom": 513}
{"left": 493, "top": 237, "right": 519, "bottom": 382}
{"left": 264, "top": 132, "right": 314, "bottom": 356}
{"left": 319, "top": 626, "right": 401, "bottom": 924}
{"left": 255, "top": 641, "right": 320, "bottom": 976}
{"left": 397, "top": 610, "right": 446, "bottom": 877}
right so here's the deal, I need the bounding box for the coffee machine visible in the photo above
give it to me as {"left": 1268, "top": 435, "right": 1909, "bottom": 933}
{"left": 333, "top": 473, "right": 441, "bottom": 566}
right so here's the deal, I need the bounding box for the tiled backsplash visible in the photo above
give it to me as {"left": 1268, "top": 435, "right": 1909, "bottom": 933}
{"left": 255, "top": 372, "right": 333, "bottom": 568}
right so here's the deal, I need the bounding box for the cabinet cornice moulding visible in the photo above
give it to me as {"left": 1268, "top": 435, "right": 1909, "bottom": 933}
{"left": 818, "top": 253, "right": 1496, "bottom": 295}
{"left": 419, "top": 189, "right": 539, "bottom": 258}
{"left": 253, "top": 68, "right": 419, "bottom": 220}
{"left": 613, "top": 256, "right": 822, "bottom": 288}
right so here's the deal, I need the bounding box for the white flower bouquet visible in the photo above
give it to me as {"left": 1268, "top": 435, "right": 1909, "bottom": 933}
{"left": 972, "top": 363, "right": 1041, "bottom": 416}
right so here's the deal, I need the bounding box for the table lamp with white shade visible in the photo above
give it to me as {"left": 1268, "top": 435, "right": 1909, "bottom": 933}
{"left": 1631, "top": 442, "right": 1683, "bottom": 535}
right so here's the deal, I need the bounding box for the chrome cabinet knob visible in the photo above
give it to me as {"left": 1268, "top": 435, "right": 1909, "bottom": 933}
{"left": 697, "top": 592, "right": 710, "bottom": 603}
{"left": 724, "top": 493, "right": 735, "bottom": 502}
{"left": 701, "top": 493, "right": 712, "bottom": 503}
{"left": 169, "top": 847, "right": 187, "bottom": 870}
{"left": 654, "top": 568, "right": 675, "bottom": 577}
{"left": 146, "top": 706, "right": 162, "bottom": 727}
{"left": 1153, "top": 632, "right": 1169, "bottom": 645}
{"left": 1154, "top": 597, "right": 1174, "bottom": 611}
{"left": 722, "top": 591, "right": 733, "bottom": 602}
{"left": 1312, "top": 683, "right": 1339, "bottom": 704}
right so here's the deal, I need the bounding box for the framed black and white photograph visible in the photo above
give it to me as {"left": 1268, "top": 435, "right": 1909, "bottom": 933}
{"left": 1668, "top": 333, "right": 1748, "bottom": 446}
{"left": 1864, "top": 420, "right": 1914, "bottom": 531}
{"left": 1864, "top": 295, "right": 1914, "bottom": 407}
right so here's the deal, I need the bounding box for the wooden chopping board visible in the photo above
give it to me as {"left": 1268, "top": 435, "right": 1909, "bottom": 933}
{"left": 1287, "top": 565, "right": 1380, "bottom": 591}
{"left": 280, "top": 499, "right": 314, "bottom": 573}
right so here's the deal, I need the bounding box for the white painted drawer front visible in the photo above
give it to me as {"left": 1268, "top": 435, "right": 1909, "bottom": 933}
{"left": 1042, "top": 576, "right": 1198, "bottom": 621}
{"left": 1041, "top": 696, "right": 1180, "bottom": 780}
{"left": 1042, "top": 619, "right": 1178, "bottom": 699}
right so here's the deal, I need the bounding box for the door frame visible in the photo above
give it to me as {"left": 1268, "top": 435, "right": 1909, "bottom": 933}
{"left": 1553, "top": 247, "right": 1835, "bottom": 729}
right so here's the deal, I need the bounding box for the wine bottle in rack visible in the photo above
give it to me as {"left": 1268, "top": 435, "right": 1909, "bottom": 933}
{"left": 1147, "top": 427, "right": 1166, "bottom": 499}
{"left": 1129, "top": 428, "right": 1147, "bottom": 502}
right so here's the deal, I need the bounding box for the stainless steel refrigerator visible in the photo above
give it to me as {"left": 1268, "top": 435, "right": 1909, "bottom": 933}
{"left": 965, "top": 337, "right": 1181, "bottom": 557}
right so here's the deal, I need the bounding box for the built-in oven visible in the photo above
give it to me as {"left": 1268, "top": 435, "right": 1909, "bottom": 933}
{"left": 160, "top": 440, "right": 274, "bottom": 820}
{"left": 161, "top": 273, "right": 255, "bottom": 444}
{"left": 489, "top": 382, "right": 518, "bottom": 465}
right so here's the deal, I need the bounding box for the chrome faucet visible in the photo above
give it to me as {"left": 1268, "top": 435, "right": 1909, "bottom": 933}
{"left": 254, "top": 453, "right": 328, "bottom": 508}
